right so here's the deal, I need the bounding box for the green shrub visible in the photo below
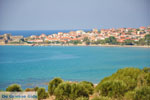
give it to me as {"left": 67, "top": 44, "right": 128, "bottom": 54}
{"left": 98, "top": 80, "right": 126, "bottom": 98}
{"left": 48, "top": 77, "right": 63, "bottom": 95}
{"left": 96, "top": 67, "right": 143, "bottom": 91}
{"left": 134, "top": 86, "right": 150, "bottom": 100}
{"left": 25, "top": 88, "right": 34, "bottom": 92}
{"left": 80, "top": 81, "right": 94, "bottom": 87}
{"left": 37, "top": 88, "right": 48, "bottom": 100}
{"left": 54, "top": 82, "right": 72, "bottom": 100}
{"left": 79, "top": 81, "right": 94, "bottom": 95}
{"left": 54, "top": 82, "right": 89, "bottom": 100}
{"left": 70, "top": 83, "right": 89, "bottom": 100}
{"left": 6, "top": 84, "right": 22, "bottom": 92}
{"left": 25, "top": 87, "right": 39, "bottom": 92}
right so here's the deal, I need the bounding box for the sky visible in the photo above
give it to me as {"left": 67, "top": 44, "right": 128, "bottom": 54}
{"left": 0, "top": 0, "right": 150, "bottom": 30}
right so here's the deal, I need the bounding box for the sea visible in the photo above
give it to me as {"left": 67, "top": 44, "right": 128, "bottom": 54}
{"left": 0, "top": 46, "right": 150, "bottom": 90}
{"left": 0, "top": 30, "right": 150, "bottom": 90}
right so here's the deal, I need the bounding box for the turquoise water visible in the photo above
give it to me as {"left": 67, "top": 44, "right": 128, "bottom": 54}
{"left": 0, "top": 46, "right": 150, "bottom": 90}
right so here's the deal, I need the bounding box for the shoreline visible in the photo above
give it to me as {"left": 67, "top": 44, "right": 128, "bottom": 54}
{"left": 0, "top": 43, "right": 150, "bottom": 48}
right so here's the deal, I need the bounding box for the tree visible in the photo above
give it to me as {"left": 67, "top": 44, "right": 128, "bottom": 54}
{"left": 137, "top": 38, "right": 146, "bottom": 45}
{"left": 105, "top": 36, "right": 117, "bottom": 44}
{"left": 71, "top": 40, "right": 81, "bottom": 45}
{"left": 48, "top": 78, "right": 63, "bottom": 95}
{"left": 6, "top": 84, "right": 22, "bottom": 92}
{"left": 83, "top": 37, "right": 90, "bottom": 45}
{"left": 145, "top": 34, "right": 150, "bottom": 45}
{"left": 124, "top": 39, "right": 134, "bottom": 45}
{"left": 83, "top": 37, "right": 89, "bottom": 42}
{"left": 85, "top": 40, "right": 90, "bottom": 45}
{"left": 96, "top": 40, "right": 106, "bottom": 44}
{"left": 37, "top": 88, "right": 48, "bottom": 100}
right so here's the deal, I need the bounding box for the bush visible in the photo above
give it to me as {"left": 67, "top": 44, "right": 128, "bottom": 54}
{"left": 48, "top": 77, "right": 63, "bottom": 95}
{"left": 80, "top": 81, "right": 94, "bottom": 87}
{"left": 54, "top": 82, "right": 72, "bottom": 100}
{"left": 25, "top": 88, "right": 34, "bottom": 92}
{"left": 96, "top": 67, "right": 143, "bottom": 91}
{"left": 54, "top": 82, "right": 89, "bottom": 100}
{"left": 6, "top": 84, "right": 22, "bottom": 92}
{"left": 79, "top": 81, "right": 94, "bottom": 95}
{"left": 70, "top": 83, "right": 89, "bottom": 100}
{"left": 134, "top": 86, "right": 150, "bottom": 100}
{"left": 25, "top": 87, "right": 39, "bottom": 92}
{"left": 98, "top": 80, "right": 126, "bottom": 98}
{"left": 37, "top": 88, "right": 48, "bottom": 100}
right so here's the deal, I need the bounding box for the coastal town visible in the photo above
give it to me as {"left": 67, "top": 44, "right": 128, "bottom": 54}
{"left": 0, "top": 26, "right": 150, "bottom": 46}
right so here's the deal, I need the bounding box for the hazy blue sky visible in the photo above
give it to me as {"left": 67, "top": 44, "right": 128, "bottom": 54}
{"left": 0, "top": 0, "right": 150, "bottom": 30}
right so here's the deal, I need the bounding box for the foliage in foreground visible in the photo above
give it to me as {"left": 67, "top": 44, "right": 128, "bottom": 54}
{"left": 37, "top": 88, "right": 49, "bottom": 100}
{"left": 79, "top": 81, "right": 94, "bottom": 95}
{"left": 54, "top": 82, "right": 89, "bottom": 100}
{"left": 98, "top": 80, "right": 126, "bottom": 98}
{"left": 48, "top": 77, "right": 63, "bottom": 95}
{"left": 133, "top": 86, "right": 150, "bottom": 100}
{"left": 4, "top": 67, "right": 150, "bottom": 100}
{"left": 96, "top": 67, "right": 150, "bottom": 100}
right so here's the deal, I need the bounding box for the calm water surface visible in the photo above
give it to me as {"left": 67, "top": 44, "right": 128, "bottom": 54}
{"left": 0, "top": 46, "right": 150, "bottom": 90}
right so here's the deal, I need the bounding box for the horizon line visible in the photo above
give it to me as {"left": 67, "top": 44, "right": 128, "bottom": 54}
{"left": 0, "top": 25, "right": 150, "bottom": 31}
